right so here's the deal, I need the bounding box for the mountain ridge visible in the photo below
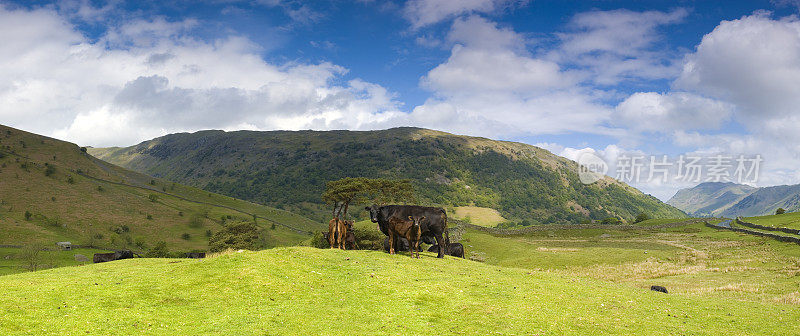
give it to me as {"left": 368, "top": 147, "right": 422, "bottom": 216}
{"left": 90, "top": 127, "right": 685, "bottom": 224}
{"left": 668, "top": 181, "right": 800, "bottom": 217}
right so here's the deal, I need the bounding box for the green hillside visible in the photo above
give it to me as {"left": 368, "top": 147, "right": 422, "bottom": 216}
{"left": 90, "top": 128, "right": 685, "bottom": 224}
{"left": 0, "top": 124, "right": 322, "bottom": 264}
{"left": 1, "top": 247, "right": 797, "bottom": 335}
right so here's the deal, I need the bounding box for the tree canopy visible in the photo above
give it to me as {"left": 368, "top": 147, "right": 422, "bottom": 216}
{"left": 321, "top": 177, "right": 415, "bottom": 219}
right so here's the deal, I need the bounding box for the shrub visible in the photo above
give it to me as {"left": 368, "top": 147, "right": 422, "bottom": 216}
{"left": 67, "top": 176, "right": 74, "bottom": 184}
{"left": 24, "top": 211, "right": 31, "bottom": 220}
{"left": 776, "top": 208, "right": 786, "bottom": 215}
{"left": 97, "top": 185, "right": 104, "bottom": 192}
{"left": 311, "top": 232, "right": 329, "bottom": 249}
{"left": 634, "top": 213, "right": 650, "bottom": 223}
{"left": 208, "top": 220, "right": 263, "bottom": 252}
{"left": 146, "top": 214, "right": 153, "bottom": 220}
{"left": 188, "top": 214, "right": 204, "bottom": 228}
{"left": 271, "top": 223, "right": 276, "bottom": 230}
{"left": 181, "top": 233, "right": 191, "bottom": 240}
{"left": 149, "top": 180, "right": 156, "bottom": 185}
{"left": 20, "top": 244, "right": 44, "bottom": 271}
{"left": 148, "top": 194, "right": 159, "bottom": 202}
{"left": 178, "top": 211, "right": 184, "bottom": 217}
{"left": 145, "top": 241, "right": 170, "bottom": 258}
{"left": 601, "top": 217, "right": 620, "bottom": 225}
{"left": 80, "top": 147, "right": 87, "bottom": 153}
{"left": 44, "top": 164, "right": 55, "bottom": 176}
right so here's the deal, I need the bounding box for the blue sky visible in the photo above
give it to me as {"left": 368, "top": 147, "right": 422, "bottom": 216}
{"left": 2, "top": 0, "right": 800, "bottom": 200}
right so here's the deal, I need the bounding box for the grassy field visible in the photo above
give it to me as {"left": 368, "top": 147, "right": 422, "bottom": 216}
{"left": 450, "top": 206, "right": 507, "bottom": 227}
{"left": 0, "top": 124, "right": 323, "bottom": 271}
{"left": 746, "top": 211, "right": 800, "bottom": 229}
{"left": 462, "top": 222, "right": 800, "bottom": 305}
{"left": 1, "top": 247, "right": 798, "bottom": 335}
{"left": 0, "top": 247, "right": 111, "bottom": 276}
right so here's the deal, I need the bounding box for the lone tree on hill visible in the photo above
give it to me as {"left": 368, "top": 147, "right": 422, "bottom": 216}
{"left": 776, "top": 208, "right": 786, "bottom": 215}
{"left": 322, "top": 177, "right": 415, "bottom": 219}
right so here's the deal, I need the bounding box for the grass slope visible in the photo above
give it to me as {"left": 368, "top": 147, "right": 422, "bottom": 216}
{"left": 746, "top": 211, "right": 800, "bottom": 230}
{"left": 1, "top": 247, "right": 798, "bottom": 335}
{"left": 451, "top": 206, "right": 507, "bottom": 227}
{"left": 0, "top": 124, "right": 321, "bottom": 261}
{"left": 461, "top": 222, "right": 800, "bottom": 305}
{"left": 89, "top": 127, "right": 685, "bottom": 224}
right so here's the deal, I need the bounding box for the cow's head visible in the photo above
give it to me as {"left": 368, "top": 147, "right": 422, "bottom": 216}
{"left": 365, "top": 205, "right": 379, "bottom": 223}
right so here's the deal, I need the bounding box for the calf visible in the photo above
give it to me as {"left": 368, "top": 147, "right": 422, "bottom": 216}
{"left": 383, "top": 236, "right": 410, "bottom": 252}
{"left": 343, "top": 220, "right": 358, "bottom": 250}
{"left": 92, "top": 250, "right": 136, "bottom": 263}
{"left": 388, "top": 216, "right": 425, "bottom": 258}
{"left": 650, "top": 285, "right": 668, "bottom": 293}
{"left": 93, "top": 252, "right": 117, "bottom": 263}
{"left": 427, "top": 243, "right": 465, "bottom": 258}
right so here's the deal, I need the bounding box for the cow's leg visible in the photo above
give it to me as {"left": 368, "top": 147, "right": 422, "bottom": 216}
{"left": 340, "top": 224, "right": 347, "bottom": 250}
{"left": 433, "top": 231, "right": 445, "bottom": 258}
{"left": 388, "top": 230, "right": 395, "bottom": 255}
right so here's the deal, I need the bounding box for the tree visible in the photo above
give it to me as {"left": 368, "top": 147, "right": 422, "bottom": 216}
{"left": 776, "top": 208, "right": 786, "bottom": 215}
{"left": 20, "top": 244, "right": 44, "bottom": 271}
{"left": 322, "top": 177, "right": 415, "bottom": 220}
{"left": 634, "top": 213, "right": 650, "bottom": 223}
{"left": 145, "top": 241, "right": 170, "bottom": 258}
{"left": 209, "top": 221, "right": 263, "bottom": 252}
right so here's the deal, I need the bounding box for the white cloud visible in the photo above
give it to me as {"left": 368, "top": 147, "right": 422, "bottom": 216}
{"left": 409, "top": 16, "right": 612, "bottom": 138}
{"left": 0, "top": 5, "right": 402, "bottom": 147}
{"left": 615, "top": 92, "right": 733, "bottom": 132}
{"left": 403, "top": 0, "right": 526, "bottom": 29}
{"left": 555, "top": 8, "right": 688, "bottom": 85}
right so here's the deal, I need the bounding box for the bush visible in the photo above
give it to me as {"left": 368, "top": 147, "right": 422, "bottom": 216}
{"left": 44, "top": 164, "right": 55, "bottom": 176}
{"left": 188, "top": 214, "right": 204, "bottom": 228}
{"left": 311, "top": 232, "right": 329, "bottom": 249}
{"left": 148, "top": 194, "right": 159, "bottom": 202}
{"left": 145, "top": 241, "right": 170, "bottom": 258}
{"left": 80, "top": 147, "right": 87, "bottom": 153}
{"left": 181, "top": 233, "right": 191, "bottom": 240}
{"left": 146, "top": 214, "right": 153, "bottom": 220}
{"left": 634, "top": 213, "right": 650, "bottom": 223}
{"left": 67, "top": 176, "right": 74, "bottom": 184}
{"left": 208, "top": 220, "right": 263, "bottom": 252}
{"left": 601, "top": 217, "right": 620, "bottom": 225}
{"left": 24, "top": 210, "right": 32, "bottom": 220}
{"left": 97, "top": 185, "right": 104, "bottom": 192}
{"left": 205, "top": 229, "right": 212, "bottom": 237}
{"left": 776, "top": 208, "right": 786, "bottom": 215}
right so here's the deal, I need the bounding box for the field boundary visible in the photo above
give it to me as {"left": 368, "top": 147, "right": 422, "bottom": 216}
{"left": 706, "top": 221, "right": 800, "bottom": 245}
{"left": 736, "top": 218, "right": 800, "bottom": 235}
{"left": 463, "top": 219, "right": 707, "bottom": 235}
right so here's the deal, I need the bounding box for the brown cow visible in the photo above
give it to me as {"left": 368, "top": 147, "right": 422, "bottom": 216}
{"left": 388, "top": 216, "right": 424, "bottom": 258}
{"left": 327, "top": 217, "right": 350, "bottom": 250}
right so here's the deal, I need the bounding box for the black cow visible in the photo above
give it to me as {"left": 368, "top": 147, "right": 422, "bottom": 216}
{"left": 92, "top": 250, "right": 136, "bottom": 263}
{"left": 186, "top": 252, "right": 206, "bottom": 258}
{"left": 650, "top": 285, "right": 668, "bottom": 293}
{"left": 383, "top": 236, "right": 410, "bottom": 252}
{"left": 366, "top": 205, "right": 449, "bottom": 258}
{"left": 427, "top": 243, "right": 465, "bottom": 258}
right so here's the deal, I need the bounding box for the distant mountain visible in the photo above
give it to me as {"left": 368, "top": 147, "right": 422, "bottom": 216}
{"left": 90, "top": 127, "right": 685, "bottom": 224}
{"left": 667, "top": 182, "right": 756, "bottom": 217}
{"left": 0, "top": 124, "right": 321, "bottom": 250}
{"left": 668, "top": 182, "right": 800, "bottom": 217}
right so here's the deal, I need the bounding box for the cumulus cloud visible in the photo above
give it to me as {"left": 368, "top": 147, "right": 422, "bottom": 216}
{"left": 0, "top": 5, "right": 402, "bottom": 146}
{"left": 403, "top": 0, "right": 527, "bottom": 29}
{"left": 615, "top": 92, "right": 733, "bottom": 132}
{"left": 410, "top": 16, "right": 612, "bottom": 138}
{"left": 555, "top": 8, "right": 688, "bottom": 85}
